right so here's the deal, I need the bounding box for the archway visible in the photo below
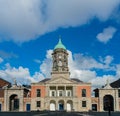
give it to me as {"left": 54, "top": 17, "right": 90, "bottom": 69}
{"left": 67, "top": 100, "right": 73, "bottom": 111}
{"left": 103, "top": 95, "right": 114, "bottom": 111}
{"left": 58, "top": 100, "right": 64, "bottom": 111}
{"left": 50, "top": 100, "right": 56, "bottom": 111}
{"left": 9, "top": 94, "right": 19, "bottom": 111}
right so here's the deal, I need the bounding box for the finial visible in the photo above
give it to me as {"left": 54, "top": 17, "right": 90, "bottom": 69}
{"left": 58, "top": 35, "right": 62, "bottom": 43}
{"left": 14, "top": 78, "right": 17, "bottom": 85}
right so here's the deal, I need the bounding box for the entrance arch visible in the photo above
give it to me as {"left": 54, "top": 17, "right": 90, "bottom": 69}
{"left": 103, "top": 95, "right": 114, "bottom": 111}
{"left": 50, "top": 100, "right": 56, "bottom": 111}
{"left": 67, "top": 100, "right": 73, "bottom": 111}
{"left": 9, "top": 94, "right": 19, "bottom": 111}
{"left": 58, "top": 100, "right": 64, "bottom": 111}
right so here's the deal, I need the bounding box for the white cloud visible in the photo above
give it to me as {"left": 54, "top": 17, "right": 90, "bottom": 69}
{"left": 0, "top": 50, "right": 118, "bottom": 89}
{"left": 0, "top": 50, "right": 18, "bottom": 59}
{"left": 0, "top": 0, "right": 119, "bottom": 43}
{"left": 34, "top": 59, "right": 41, "bottom": 64}
{"left": 0, "top": 50, "right": 53, "bottom": 85}
{"left": 40, "top": 50, "right": 52, "bottom": 78}
{"left": 97, "top": 26, "right": 117, "bottom": 43}
{"left": 0, "top": 57, "right": 3, "bottom": 63}
{"left": 67, "top": 50, "right": 118, "bottom": 88}
{"left": 103, "top": 55, "right": 114, "bottom": 65}
{"left": 0, "top": 63, "right": 45, "bottom": 85}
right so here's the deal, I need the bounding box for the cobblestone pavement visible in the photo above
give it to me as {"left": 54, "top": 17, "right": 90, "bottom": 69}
{"left": 0, "top": 111, "right": 120, "bottom": 116}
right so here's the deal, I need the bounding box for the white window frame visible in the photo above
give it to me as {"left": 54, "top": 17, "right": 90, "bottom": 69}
{"left": 66, "top": 90, "right": 71, "bottom": 97}
{"left": 58, "top": 90, "right": 63, "bottom": 97}
{"left": 50, "top": 90, "right": 56, "bottom": 97}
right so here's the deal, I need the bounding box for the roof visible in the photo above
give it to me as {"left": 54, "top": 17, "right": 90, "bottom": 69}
{"left": 0, "top": 77, "right": 11, "bottom": 88}
{"left": 39, "top": 78, "right": 83, "bottom": 83}
{"left": 39, "top": 78, "right": 51, "bottom": 82}
{"left": 110, "top": 78, "right": 120, "bottom": 88}
{"left": 70, "top": 78, "right": 83, "bottom": 82}
{"left": 54, "top": 38, "right": 66, "bottom": 50}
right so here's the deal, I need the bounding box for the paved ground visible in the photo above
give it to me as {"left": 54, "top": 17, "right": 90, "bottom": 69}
{"left": 0, "top": 111, "right": 120, "bottom": 116}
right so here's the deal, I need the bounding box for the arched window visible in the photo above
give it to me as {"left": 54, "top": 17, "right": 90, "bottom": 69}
{"left": 82, "top": 89, "right": 86, "bottom": 97}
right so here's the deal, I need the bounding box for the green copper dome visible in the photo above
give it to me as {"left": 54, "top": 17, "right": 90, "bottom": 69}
{"left": 54, "top": 38, "right": 66, "bottom": 50}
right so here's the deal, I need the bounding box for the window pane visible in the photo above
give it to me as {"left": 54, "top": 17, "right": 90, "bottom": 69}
{"left": 52, "top": 91, "right": 55, "bottom": 97}
{"left": 59, "top": 91, "right": 63, "bottom": 96}
{"left": 82, "top": 89, "right": 86, "bottom": 97}
{"left": 82, "top": 101, "right": 86, "bottom": 107}
{"left": 36, "top": 89, "right": 41, "bottom": 97}
{"left": 36, "top": 101, "right": 41, "bottom": 107}
{"left": 67, "top": 91, "right": 71, "bottom": 97}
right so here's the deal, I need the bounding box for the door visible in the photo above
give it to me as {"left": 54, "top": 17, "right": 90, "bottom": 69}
{"left": 0, "top": 104, "right": 1, "bottom": 111}
{"left": 50, "top": 103, "right": 55, "bottom": 111}
{"left": 59, "top": 103, "right": 64, "bottom": 110}
{"left": 103, "top": 95, "right": 114, "bottom": 111}
{"left": 67, "top": 103, "right": 71, "bottom": 111}
{"left": 26, "top": 104, "right": 31, "bottom": 111}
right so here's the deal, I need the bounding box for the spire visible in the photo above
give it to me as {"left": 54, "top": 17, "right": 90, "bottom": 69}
{"left": 54, "top": 36, "right": 66, "bottom": 50}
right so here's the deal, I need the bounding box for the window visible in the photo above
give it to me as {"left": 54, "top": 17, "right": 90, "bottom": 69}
{"left": 59, "top": 91, "right": 63, "bottom": 96}
{"left": 82, "top": 89, "right": 86, "bottom": 97}
{"left": 66, "top": 91, "right": 71, "bottom": 97}
{"left": 92, "top": 104, "right": 97, "bottom": 111}
{"left": 36, "top": 89, "right": 41, "bottom": 97}
{"left": 118, "top": 89, "right": 120, "bottom": 97}
{"left": 82, "top": 101, "right": 86, "bottom": 107}
{"left": 36, "top": 101, "right": 41, "bottom": 107}
{"left": 52, "top": 91, "right": 55, "bottom": 97}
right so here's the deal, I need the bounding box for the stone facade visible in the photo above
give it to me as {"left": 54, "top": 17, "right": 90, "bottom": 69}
{"left": 92, "top": 82, "right": 120, "bottom": 112}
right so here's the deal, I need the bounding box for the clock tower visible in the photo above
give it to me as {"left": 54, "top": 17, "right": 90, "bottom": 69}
{"left": 51, "top": 38, "right": 70, "bottom": 78}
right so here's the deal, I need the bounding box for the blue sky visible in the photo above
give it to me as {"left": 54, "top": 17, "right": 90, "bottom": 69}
{"left": 0, "top": 0, "right": 120, "bottom": 88}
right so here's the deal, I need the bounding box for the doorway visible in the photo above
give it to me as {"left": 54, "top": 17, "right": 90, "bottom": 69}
{"left": 67, "top": 100, "right": 73, "bottom": 111}
{"left": 9, "top": 94, "right": 19, "bottom": 111}
{"left": 50, "top": 100, "right": 56, "bottom": 111}
{"left": 58, "top": 100, "right": 64, "bottom": 110}
{"left": 103, "top": 95, "right": 114, "bottom": 111}
{"left": 26, "top": 104, "right": 31, "bottom": 111}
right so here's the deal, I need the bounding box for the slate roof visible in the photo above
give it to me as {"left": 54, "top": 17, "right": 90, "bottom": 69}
{"left": 70, "top": 78, "right": 83, "bottom": 82}
{"left": 39, "top": 78, "right": 51, "bottom": 82}
{"left": 110, "top": 78, "right": 120, "bottom": 88}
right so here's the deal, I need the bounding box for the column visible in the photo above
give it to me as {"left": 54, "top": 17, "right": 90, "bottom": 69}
{"left": 73, "top": 86, "right": 76, "bottom": 97}
{"left": 46, "top": 86, "right": 48, "bottom": 97}
{"left": 56, "top": 86, "right": 58, "bottom": 97}
{"left": 48, "top": 86, "right": 50, "bottom": 97}
{"left": 56, "top": 100, "right": 58, "bottom": 110}
{"left": 64, "top": 86, "right": 66, "bottom": 97}
{"left": 115, "top": 89, "right": 119, "bottom": 111}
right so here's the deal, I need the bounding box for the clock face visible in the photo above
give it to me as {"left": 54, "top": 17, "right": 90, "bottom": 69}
{"left": 58, "top": 55, "right": 62, "bottom": 59}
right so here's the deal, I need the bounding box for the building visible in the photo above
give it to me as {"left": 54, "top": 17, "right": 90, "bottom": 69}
{"left": 0, "top": 78, "right": 31, "bottom": 111}
{"left": 92, "top": 79, "right": 120, "bottom": 112}
{"left": 0, "top": 39, "right": 120, "bottom": 112}
{"left": 31, "top": 39, "right": 91, "bottom": 111}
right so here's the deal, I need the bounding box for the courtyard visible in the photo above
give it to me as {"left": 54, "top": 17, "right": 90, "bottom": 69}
{"left": 0, "top": 111, "right": 120, "bottom": 116}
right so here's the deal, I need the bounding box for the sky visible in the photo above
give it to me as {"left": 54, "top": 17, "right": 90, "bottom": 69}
{"left": 0, "top": 0, "right": 120, "bottom": 89}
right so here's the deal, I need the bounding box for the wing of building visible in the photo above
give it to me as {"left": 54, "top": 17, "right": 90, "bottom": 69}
{"left": 0, "top": 38, "right": 120, "bottom": 112}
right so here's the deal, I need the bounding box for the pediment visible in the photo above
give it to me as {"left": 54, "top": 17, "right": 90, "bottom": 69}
{"left": 47, "top": 77, "right": 76, "bottom": 84}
